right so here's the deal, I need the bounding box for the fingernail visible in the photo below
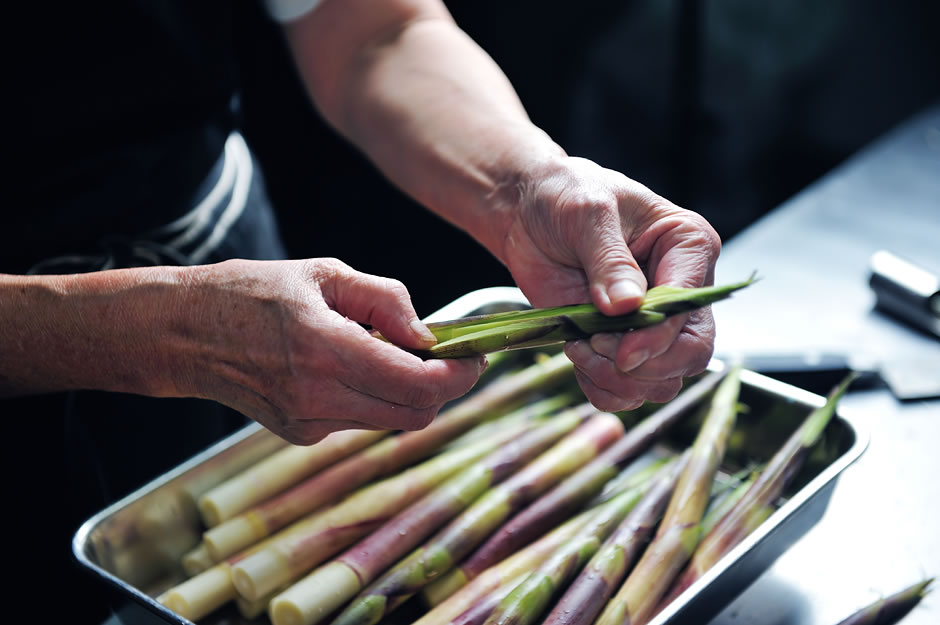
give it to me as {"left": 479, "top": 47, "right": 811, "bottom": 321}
{"left": 410, "top": 319, "right": 437, "bottom": 345}
{"left": 589, "top": 333, "right": 619, "bottom": 360}
{"left": 618, "top": 348, "right": 649, "bottom": 373}
{"left": 607, "top": 280, "right": 643, "bottom": 304}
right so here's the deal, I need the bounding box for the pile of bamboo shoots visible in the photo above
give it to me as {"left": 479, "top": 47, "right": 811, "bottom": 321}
{"left": 154, "top": 350, "right": 852, "bottom": 625}
{"left": 151, "top": 278, "right": 855, "bottom": 625}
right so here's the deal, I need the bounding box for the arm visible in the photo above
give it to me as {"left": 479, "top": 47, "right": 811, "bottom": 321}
{"left": 278, "top": 0, "right": 722, "bottom": 410}
{"left": 0, "top": 259, "right": 484, "bottom": 444}
{"left": 279, "top": 0, "right": 557, "bottom": 258}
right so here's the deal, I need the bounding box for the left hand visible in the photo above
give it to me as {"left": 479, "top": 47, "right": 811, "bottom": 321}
{"left": 496, "top": 156, "right": 721, "bottom": 411}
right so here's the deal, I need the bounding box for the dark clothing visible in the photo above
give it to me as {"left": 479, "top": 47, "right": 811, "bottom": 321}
{"left": 8, "top": 4, "right": 288, "bottom": 621}
{"left": 31, "top": 142, "right": 285, "bottom": 624}
{"left": 9, "top": 1, "right": 240, "bottom": 273}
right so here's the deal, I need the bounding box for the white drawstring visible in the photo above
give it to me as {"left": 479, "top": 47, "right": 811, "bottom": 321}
{"left": 188, "top": 133, "right": 252, "bottom": 264}
{"left": 27, "top": 132, "right": 254, "bottom": 274}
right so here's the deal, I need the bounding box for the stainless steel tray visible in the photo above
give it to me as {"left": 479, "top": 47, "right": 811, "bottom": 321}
{"left": 73, "top": 287, "right": 868, "bottom": 625}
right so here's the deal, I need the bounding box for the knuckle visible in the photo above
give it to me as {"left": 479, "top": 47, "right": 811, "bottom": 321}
{"left": 256, "top": 408, "right": 305, "bottom": 445}
{"left": 671, "top": 326, "right": 715, "bottom": 378}
{"left": 575, "top": 368, "right": 636, "bottom": 413}
{"left": 591, "top": 391, "right": 641, "bottom": 413}
{"left": 686, "top": 341, "right": 714, "bottom": 375}
{"left": 677, "top": 210, "right": 722, "bottom": 257}
{"left": 684, "top": 344, "right": 714, "bottom": 377}
{"left": 311, "top": 257, "right": 350, "bottom": 280}
{"left": 644, "top": 379, "right": 684, "bottom": 404}
{"left": 688, "top": 306, "right": 716, "bottom": 337}
{"left": 567, "top": 191, "right": 619, "bottom": 226}
{"left": 590, "top": 395, "right": 624, "bottom": 412}
{"left": 585, "top": 358, "right": 633, "bottom": 394}
{"left": 403, "top": 382, "right": 442, "bottom": 410}
{"left": 280, "top": 426, "right": 319, "bottom": 446}
{"left": 382, "top": 278, "right": 411, "bottom": 302}
{"left": 403, "top": 406, "right": 439, "bottom": 431}
{"left": 550, "top": 184, "right": 618, "bottom": 232}
{"left": 564, "top": 340, "right": 595, "bottom": 368}
{"left": 291, "top": 419, "right": 342, "bottom": 446}
{"left": 617, "top": 398, "right": 647, "bottom": 413}
{"left": 633, "top": 187, "right": 670, "bottom": 213}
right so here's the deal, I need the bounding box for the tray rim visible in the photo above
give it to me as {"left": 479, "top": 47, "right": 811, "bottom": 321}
{"left": 72, "top": 421, "right": 269, "bottom": 624}
{"left": 71, "top": 286, "right": 869, "bottom": 625}
{"left": 646, "top": 362, "right": 870, "bottom": 625}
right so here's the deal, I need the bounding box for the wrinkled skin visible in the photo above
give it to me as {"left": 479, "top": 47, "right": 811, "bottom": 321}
{"left": 173, "top": 258, "right": 485, "bottom": 444}
{"left": 2, "top": 1, "right": 723, "bottom": 446}
{"left": 499, "top": 157, "right": 721, "bottom": 412}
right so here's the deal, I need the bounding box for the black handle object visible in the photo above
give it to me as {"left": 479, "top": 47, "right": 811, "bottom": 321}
{"left": 868, "top": 250, "right": 940, "bottom": 338}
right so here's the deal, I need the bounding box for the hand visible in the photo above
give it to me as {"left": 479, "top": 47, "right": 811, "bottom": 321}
{"left": 173, "top": 258, "right": 485, "bottom": 444}
{"left": 498, "top": 156, "right": 721, "bottom": 411}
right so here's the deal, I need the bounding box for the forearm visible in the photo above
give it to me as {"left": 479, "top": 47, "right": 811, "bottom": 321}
{"left": 276, "top": 0, "right": 721, "bottom": 413}
{"left": 284, "top": 1, "right": 567, "bottom": 260}
{"left": 0, "top": 269, "right": 189, "bottom": 398}
{"left": 1, "top": 258, "right": 486, "bottom": 443}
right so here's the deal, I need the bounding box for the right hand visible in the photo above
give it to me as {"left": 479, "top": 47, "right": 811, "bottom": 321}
{"left": 492, "top": 156, "right": 720, "bottom": 412}
{"left": 172, "top": 258, "right": 486, "bottom": 445}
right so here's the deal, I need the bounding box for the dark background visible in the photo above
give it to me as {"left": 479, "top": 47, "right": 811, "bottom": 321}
{"left": 232, "top": 0, "right": 940, "bottom": 317}
{"left": 50, "top": 1, "right": 940, "bottom": 623}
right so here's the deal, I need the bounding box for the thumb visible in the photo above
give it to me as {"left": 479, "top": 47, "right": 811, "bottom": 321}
{"left": 323, "top": 262, "right": 437, "bottom": 350}
{"left": 579, "top": 225, "right": 648, "bottom": 315}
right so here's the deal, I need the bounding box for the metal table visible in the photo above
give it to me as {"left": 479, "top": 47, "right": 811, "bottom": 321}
{"left": 708, "top": 103, "right": 940, "bottom": 624}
